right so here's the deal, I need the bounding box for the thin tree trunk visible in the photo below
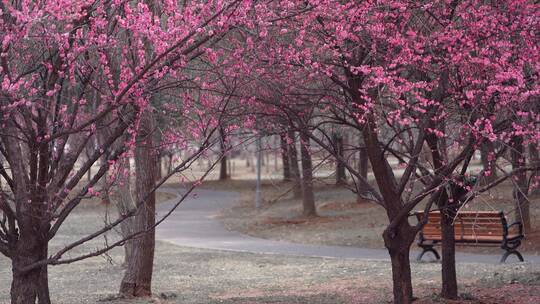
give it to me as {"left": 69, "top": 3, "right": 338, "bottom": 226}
{"left": 288, "top": 130, "right": 303, "bottom": 199}
{"left": 333, "top": 133, "right": 347, "bottom": 185}
{"left": 219, "top": 150, "right": 228, "bottom": 179}
{"left": 300, "top": 131, "right": 316, "bottom": 217}
{"left": 357, "top": 134, "right": 369, "bottom": 203}
{"left": 529, "top": 143, "right": 540, "bottom": 196}
{"left": 86, "top": 146, "right": 92, "bottom": 183}
{"left": 155, "top": 155, "right": 162, "bottom": 180}
{"left": 511, "top": 136, "right": 530, "bottom": 231}
{"left": 219, "top": 127, "right": 228, "bottom": 180}
{"left": 280, "top": 134, "right": 291, "bottom": 181}
{"left": 167, "top": 153, "right": 173, "bottom": 174}
{"left": 120, "top": 111, "right": 156, "bottom": 297}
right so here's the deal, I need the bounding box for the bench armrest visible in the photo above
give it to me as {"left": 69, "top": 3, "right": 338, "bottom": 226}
{"left": 506, "top": 221, "right": 523, "bottom": 236}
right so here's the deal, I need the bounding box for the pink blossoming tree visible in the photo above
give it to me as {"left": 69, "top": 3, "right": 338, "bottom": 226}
{"left": 0, "top": 0, "right": 252, "bottom": 302}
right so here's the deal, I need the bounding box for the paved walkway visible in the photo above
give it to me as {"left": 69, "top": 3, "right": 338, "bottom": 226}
{"left": 156, "top": 187, "right": 540, "bottom": 264}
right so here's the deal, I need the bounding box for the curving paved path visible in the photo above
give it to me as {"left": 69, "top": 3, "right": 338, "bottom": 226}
{"left": 156, "top": 187, "right": 540, "bottom": 264}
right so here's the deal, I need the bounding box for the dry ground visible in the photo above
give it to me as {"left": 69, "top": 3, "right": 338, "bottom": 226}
{"left": 1, "top": 199, "right": 540, "bottom": 304}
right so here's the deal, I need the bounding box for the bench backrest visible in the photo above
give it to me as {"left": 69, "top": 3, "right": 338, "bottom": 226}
{"left": 415, "top": 211, "right": 506, "bottom": 242}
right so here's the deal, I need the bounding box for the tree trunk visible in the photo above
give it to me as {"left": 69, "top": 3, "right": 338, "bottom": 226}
{"left": 529, "top": 143, "right": 540, "bottom": 196}
{"left": 11, "top": 232, "right": 51, "bottom": 304}
{"left": 384, "top": 222, "right": 416, "bottom": 304}
{"left": 426, "top": 131, "right": 458, "bottom": 300}
{"left": 288, "top": 130, "right": 303, "bottom": 199}
{"left": 99, "top": 154, "right": 111, "bottom": 205}
{"left": 357, "top": 134, "right": 369, "bottom": 203}
{"left": 11, "top": 265, "right": 50, "bottom": 304}
{"left": 480, "top": 141, "right": 497, "bottom": 184}
{"left": 434, "top": 187, "right": 458, "bottom": 300}
{"left": 155, "top": 154, "right": 162, "bottom": 180}
{"left": 167, "top": 153, "right": 173, "bottom": 174}
{"left": 280, "top": 134, "right": 291, "bottom": 181}
{"left": 219, "top": 153, "right": 228, "bottom": 180}
{"left": 120, "top": 111, "right": 156, "bottom": 297}
{"left": 86, "top": 147, "right": 92, "bottom": 183}
{"left": 300, "top": 131, "right": 316, "bottom": 217}
{"left": 333, "top": 133, "right": 347, "bottom": 185}
{"left": 511, "top": 136, "right": 530, "bottom": 231}
{"left": 219, "top": 127, "right": 229, "bottom": 180}
{"left": 440, "top": 196, "right": 458, "bottom": 299}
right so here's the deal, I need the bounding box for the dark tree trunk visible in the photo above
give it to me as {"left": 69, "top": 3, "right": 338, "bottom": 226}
{"left": 11, "top": 265, "right": 50, "bottom": 304}
{"left": 219, "top": 152, "right": 228, "bottom": 180}
{"left": 427, "top": 132, "right": 458, "bottom": 300}
{"left": 86, "top": 146, "right": 92, "bottom": 183}
{"left": 11, "top": 230, "right": 51, "bottom": 304}
{"left": 167, "top": 153, "right": 173, "bottom": 174}
{"left": 438, "top": 191, "right": 458, "bottom": 299}
{"left": 120, "top": 111, "right": 156, "bottom": 297}
{"left": 333, "top": 133, "right": 347, "bottom": 185}
{"left": 280, "top": 134, "right": 291, "bottom": 181}
{"left": 529, "top": 143, "right": 540, "bottom": 196}
{"left": 357, "top": 134, "right": 369, "bottom": 203}
{"left": 300, "top": 131, "right": 316, "bottom": 217}
{"left": 349, "top": 72, "right": 418, "bottom": 304}
{"left": 511, "top": 136, "right": 530, "bottom": 231}
{"left": 480, "top": 141, "right": 497, "bottom": 183}
{"left": 441, "top": 213, "right": 457, "bottom": 298}
{"left": 155, "top": 155, "right": 162, "bottom": 180}
{"left": 153, "top": 122, "right": 163, "bottom": 180}
{"left": 288, "top": 130, "right": 303, "bottom": 199}
{"left": 8, "top": 123, "right": 52, "bottom": 304}
{"left": 384, "top": 222, "right": 416, "bottom": 304}
{"left": 360, "top": 114, "right": 417, "bottom": 303}
{"left": 219, "top": 127, "right": 229, "bottom": 180}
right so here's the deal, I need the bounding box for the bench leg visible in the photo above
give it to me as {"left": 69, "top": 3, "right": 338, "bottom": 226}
{"left": 500, "top": 250, "right": 524, "bottom": 263}
{"left": 417, "top": 246, "right": 440, "bottom": 261}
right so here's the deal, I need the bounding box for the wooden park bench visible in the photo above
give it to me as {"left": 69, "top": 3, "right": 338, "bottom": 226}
{"left": 414, "top": 211, "right": 525, "bottom": 263}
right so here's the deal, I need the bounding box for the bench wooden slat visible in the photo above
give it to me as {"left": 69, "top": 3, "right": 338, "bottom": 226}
{"left": 414, "top": 210, "right": 525, "bottom": 262}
